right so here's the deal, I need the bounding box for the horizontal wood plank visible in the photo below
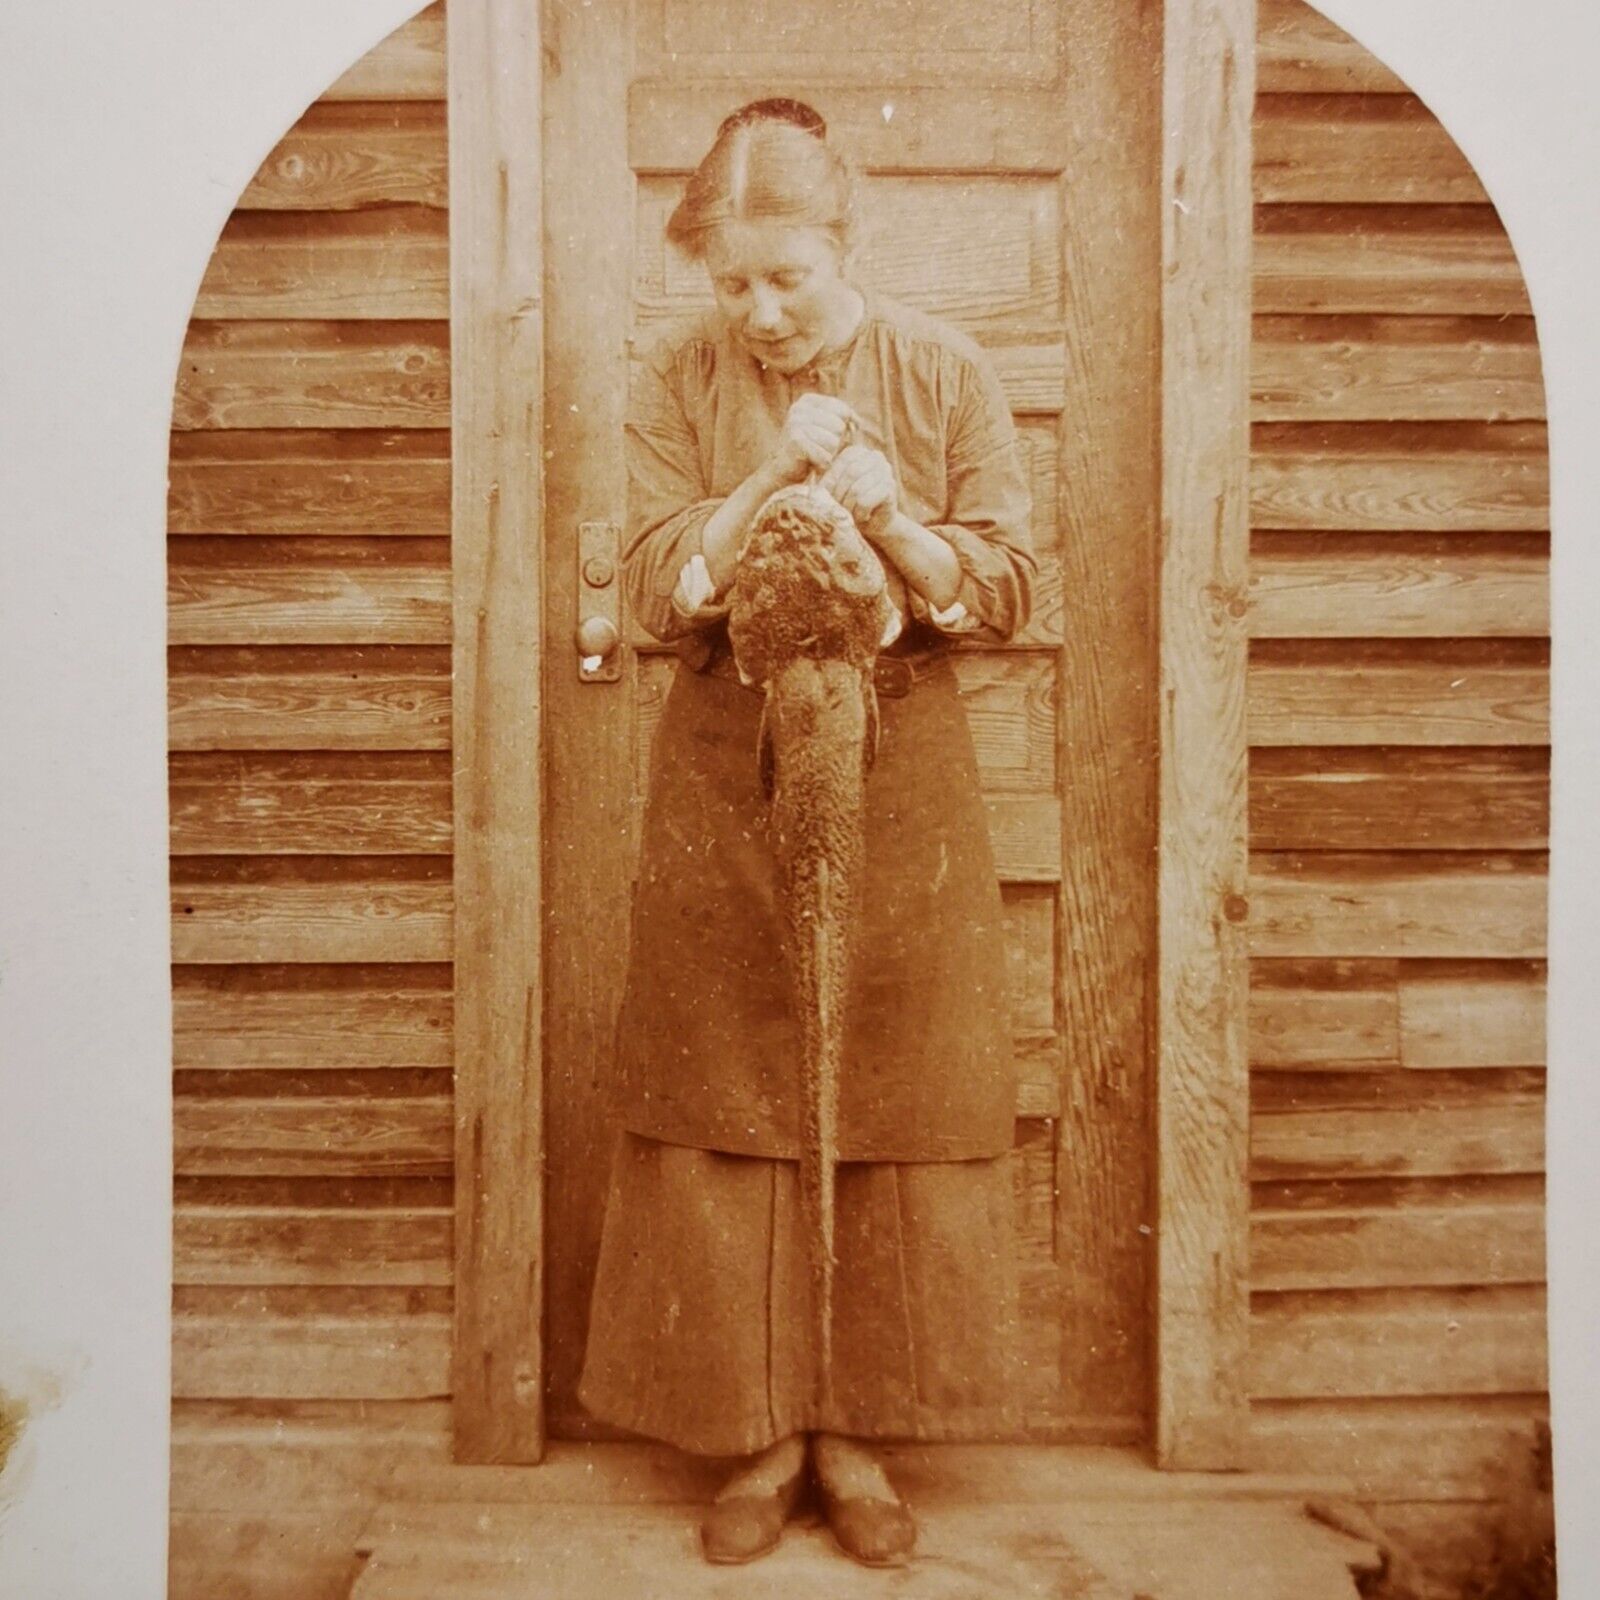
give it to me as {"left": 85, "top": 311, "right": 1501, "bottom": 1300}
{"left": 1250, "top": 1286, "right": 1547, "bottom": 1398}
{"left": 1250, "top": 961, "right": 1400, "bottom": 1067}
{"left": 168, "top": 1509, "right": 366, "bottom": 1600}
{"left": 1251, "top": 1196, "right": 1546, "bottom": 1290}
{"left": 1256, "top": 0, "right": 1407, "bottom": 94}
{"left": 986, "top": 794, "right": 1062, "bottom": 883}
{"left": 168, "top": 645, "right": 451, "bottom": 751}
{"left": 168, "top": 536, "right": 450, "bottom": 646}
{"left": 240, "top": 105, "right": 446, "bottom": 210}
{"left": 175, "top": 1096, "right": 451, "bottom": 1178}
{"left": 1247, "top": 1395, "right": 1552, "bottom": 1499}
{"left": 1250, "top": 1067, "right": 1546, "bottom": 1178}
{"left": 1254, "top": 96, "right": 1484, "bottom": 204}
{"left": 169, "top": 752, "right": 451, "bottom": 855}
{"left": 172, "top": 965, "right": 452, "bottom": 1069}
{"left": 173, "top": 1308, "right": 450, "bottom": 1400}
{"left": 1003, "top": 886, "right": 1056, "bottom": 1035}
{"left": 1255, "top": 208, "right": 1531, "bottom": 316}
{"left": 174, "top": 323, "right": 449, "bottom": 430}
{"left": 171, "top": 859, "right": 452, "bottom": 963}
{"left": 1250, "top": 422, "right": 1549, "bottom": 532}
{"left": 1399, "top": 966, "right": 1548, "bottom": 1067}
{"left": 197, "top": 212, "right": 449, "bottom": 320}
{"left": 1249, "top": 748, "right": 1549, "bottom": 850}
{"left": 174, "top": 1205, "right": 452, "bottom": 1285}
{"left": 1248, "top": 534, "right": 1548, "bottom": 638}
{"left": 322, "top": 3, "right": 446, "bottom": 101}
{"left": 1249, "top": 642, "right": 1550, "bottom": 746}
{"left": 629, "top": 84, "right": 1069, "bottom": 172}
{"left": 167, "top": 430, "right": 451, "bottom": 537}
{"left": 1247, "top": 852, "right": 1547, "bottom": 958}
{"left": 1251, "top": 317, "right": 1543, "bottom": 423}
{"left": 952, "top": 652, "right": 1058, "bottom": 792}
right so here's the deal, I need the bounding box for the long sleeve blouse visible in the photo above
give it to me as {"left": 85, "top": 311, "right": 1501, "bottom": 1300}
{"left": 623, "top": 288, "right": 1037, "bottom": 648}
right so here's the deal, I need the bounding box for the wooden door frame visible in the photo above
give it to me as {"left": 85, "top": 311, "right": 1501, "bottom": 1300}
{"left": 447, "top": 0, "right": 1255, "bottom": 1468}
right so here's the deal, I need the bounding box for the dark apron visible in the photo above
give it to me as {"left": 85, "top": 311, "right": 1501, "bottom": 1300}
{"left": 612, "top": 631, "right": 1016, "bottom": 1163}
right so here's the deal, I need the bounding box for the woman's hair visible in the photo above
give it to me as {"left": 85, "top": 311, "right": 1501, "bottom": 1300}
{"left": 665, "top": 98, "right": 857, "bottom": 261}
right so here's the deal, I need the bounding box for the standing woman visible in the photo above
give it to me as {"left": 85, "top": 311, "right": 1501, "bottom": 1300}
{"left": 577, "top": 98, "right": 1038, "bottom": 1568}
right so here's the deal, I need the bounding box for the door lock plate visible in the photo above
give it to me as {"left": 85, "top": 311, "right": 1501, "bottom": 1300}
{"left": 577, "top": 520, "right": 622, "bottom": 683}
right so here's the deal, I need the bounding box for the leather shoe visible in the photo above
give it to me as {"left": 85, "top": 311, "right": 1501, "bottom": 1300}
{"left": 699, "top": 1458, "right": 805, "bottom": 1564}
{"left": 817, "top": 1481, "right": 917, "bottom": 1567}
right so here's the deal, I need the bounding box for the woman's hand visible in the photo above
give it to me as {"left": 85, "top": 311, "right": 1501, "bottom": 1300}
{"left": 820, "top": 444, "right": 898, "bottom": 542}
{"left": 769, "top": 394, "right": 858, "bottom": 484}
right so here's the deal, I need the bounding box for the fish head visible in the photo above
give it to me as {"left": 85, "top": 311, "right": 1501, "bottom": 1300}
{"left": 727, "top": 483, "right": 894, "bottom": 685}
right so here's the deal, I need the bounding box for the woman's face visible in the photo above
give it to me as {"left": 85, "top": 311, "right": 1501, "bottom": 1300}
{"left": 703, "top": 220, "right": 858, "bottom": 376}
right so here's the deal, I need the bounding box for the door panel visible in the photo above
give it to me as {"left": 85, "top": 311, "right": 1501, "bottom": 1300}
{"left": 542, "top": 0, "right": 1159, "bottom": 1442}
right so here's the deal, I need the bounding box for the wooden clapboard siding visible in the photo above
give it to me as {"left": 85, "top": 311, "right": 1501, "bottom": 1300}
{"left": 1255, "top": 96, "right": 1485, "bottom": 204}
{"left": 1251, "top": 748, "right": 1549, "bottom": 851}
{"left": 168, "top": 11, "right": 461, "bottom": 1549}
{"left": 168, "top": 646, "right": 452, "bottom": 750}
{"left": 1250, "top": 959, "right": 1547, "bottom": 1068}
{"left": 1251, "top": 422, "right": 1549, "bottom": 532}
{"left": 167, "top": 431, "right": 451, "bottom": 537}
{"left": 1254, "top": 208, "right": 1531, "bottom": 317}
{"left": 172, "top": 1287, "right": 452, "bottom": 1401}
{"left": 171, "top": 965, "right": 453, "bottom": 1068}
{"left": 1249, "top": 533, "right": 1548, "bottom": 638}
{"left": 168, "top": 536, "right": 451, "bottom": 645}
{"left": 198, "top": 212, "right": 449, "bottom": 320}
{"left": 239, "top": 105, "right": 448, "bottom": 211}
{"left": 169, "top": 753, "right": 452, "bottom": 855}
{"left": 1247, "top": 5, "right": 1550, "bottom": 1505}
{"left": 1250, "top": 1285, "right": 1548, "bottom": 1399}
{"left": 175, "top": 322, "right": 450, "bottom": 430}
{"left": 1251, "top": 317, "right": 1544, "bottom": 423}
{"left": 1249, "top": 640, "right": 1549, "bottom": 746}
{"left": 170, "top": 857, "right": 452, "bottom": 964}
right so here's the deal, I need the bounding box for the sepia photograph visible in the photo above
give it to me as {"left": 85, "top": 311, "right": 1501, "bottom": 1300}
{"left": 2, "top": 0, "right": 1595, "bottom": 1595}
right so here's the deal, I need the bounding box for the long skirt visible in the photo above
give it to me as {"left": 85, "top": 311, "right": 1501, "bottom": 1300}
{"left": 577, "top": 1129, "right": 1024, "bottom": 1457}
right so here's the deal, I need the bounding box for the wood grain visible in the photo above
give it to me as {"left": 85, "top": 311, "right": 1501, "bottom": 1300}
{"left": 323, "top": 3, "right": 446, "bottom": 101}
{"left": 197, "top": 212, "right": 449, "bottom": 320}
{"left": 240, "top": 105, "right": 447, "bottom": 210}
{"left": 168, "top": 536, "right": 450, "bottom": 645}
{"left": 167, "top": 645, "right": 451, "bottom": 751}
{"left": 1250, "top": 421, "right": 1549, "bottom": 532}
{"left": 1255, "top": 207, "right": 1531, "bottom": 317}
{"left": 1156, "top": 0, "right": 1255, "bottom": 1469}
{"left": 447, "top": 0, "right": 547, "bottom": 1461}
{"left": 1250, "top": 747, "right": 1549, "bottom": 851}
{"left": 169, "top": 752, "right": 452, "bottom": 856}
{"left": 167, "top": 430, "right": 451, "bottom": 537}
{"left": 1250, "top": 1067, "right": 1546, "bottom": 1179}
{"left": 1248, "top": 532, "right": 1548, "bottom": 638}
{"left": 1050, "top": 0, "right": 1160, "bottom": 1439}
{"left": 173, "top": 1204, "right": 452, "bottom": 1286}
{"left": 174, "top": 322, "right": 449, "bottom": 430}
{"left": 1251, "top": 1194, "right": 1545, "bottom": 1291}
{"left": 1255, "top": 0, "right": 1406, "bottom": 94}
{"left": 172, "top": 1289, "right": 451, "bottom": 1400}
{"left": 629, "top": 84, "right": 1070, "bottom": 171}
{"left": 1250, "top": 1285, "right": 1548, "bottom": 1398}
{"left": 1255, "top": 96, "right": 1486, "bottom": 204}
{"left": 171, "top": 857, "right": 452, "bottom": 963}
{"left": 171, "top": 964, "right": 452, "bottom": 1069}
{"left": 1248, "top": 640, "right": 1550, "bottom": 746}
{"left": 1251, "top": 317, "right": 1544, "bottom": 423}
{"left": 175, "top": 1094, "right": 452, "bottom": 1178}
{"left": 1250, "top": 957, "right": 1547, "bottom": 1068}
{"left": 1247, "top": 851, "right": 1548, "bottom": 959}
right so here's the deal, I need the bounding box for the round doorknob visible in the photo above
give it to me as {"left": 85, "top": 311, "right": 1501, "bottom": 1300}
{"left": 575, "top": 615, "right": 620, "bottom": 659}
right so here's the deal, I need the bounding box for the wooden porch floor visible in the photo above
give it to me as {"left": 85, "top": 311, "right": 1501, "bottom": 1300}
{"left": 349, "top": 1443, "right": 1387, "bottom": 1599}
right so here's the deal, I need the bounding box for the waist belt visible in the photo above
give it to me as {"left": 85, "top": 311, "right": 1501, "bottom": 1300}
{"left": 681, "top": 632, "right": 950, "bottom": 699}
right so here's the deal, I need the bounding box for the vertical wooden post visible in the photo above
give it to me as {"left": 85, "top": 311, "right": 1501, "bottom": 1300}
{"left": 448, "top": 0, "right": 547, "bottom": 1462}
{"left": 1156, "top": 0, "right": 1256, "bottom": 1468}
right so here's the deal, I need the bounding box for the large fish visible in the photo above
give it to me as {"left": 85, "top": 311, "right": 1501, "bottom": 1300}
{"left": 726, "top": 482, "right": 896, "bottom": 1410}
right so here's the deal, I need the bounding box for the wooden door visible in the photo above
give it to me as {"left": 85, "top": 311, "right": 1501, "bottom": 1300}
{"left": 539, "top": 0, "right": 1162, "bottom": 1444}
